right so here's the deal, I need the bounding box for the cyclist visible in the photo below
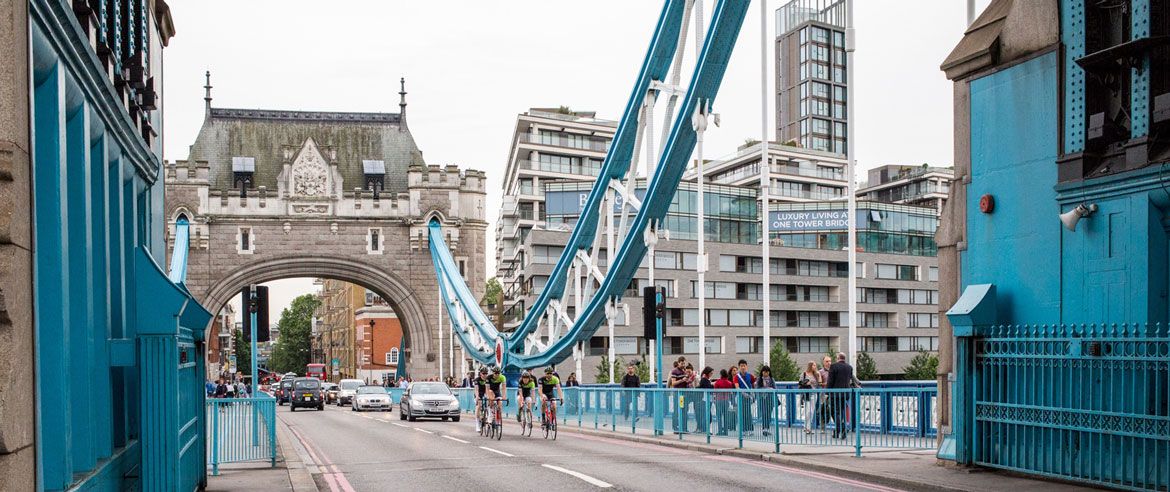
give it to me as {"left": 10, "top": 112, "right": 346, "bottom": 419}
{"left": 473, "top": 367, "right": 490, "bottom": 432}
{"left": 516, "top": 370, "right": 536, "bottom": 423}
{"left": 538, "top": 368, "right": 563, "bottom": 426}
{"left": 486, "top": 367, "right": 507, "bottom": 425}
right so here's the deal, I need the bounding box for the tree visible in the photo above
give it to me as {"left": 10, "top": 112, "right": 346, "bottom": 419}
{"left": 593, "top": 354, "right": 623, "bottom": 384}
{"left": 632, "top": 355, "right": 650, "bottom": 383}
{"left": 903, "top": 350, "right": 939, "bottom": 380}
{"left": 231, "top": 329, "right": 251, "bottom": 376}
{"left": 483, "top": 277, "right": 503, "bottom": 306}
{"left": 768, "top": 341, "right": 801, "bottom": 382}
{"left": 855, "top": 351, "right": 879, "bottom": 380}
{"left": 269, "top": 294, "right": 322, "bottom": 375}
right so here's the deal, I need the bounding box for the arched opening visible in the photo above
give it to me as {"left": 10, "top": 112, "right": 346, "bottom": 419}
{"left": 198, "top": 256, "right": 434, "bottom": 381}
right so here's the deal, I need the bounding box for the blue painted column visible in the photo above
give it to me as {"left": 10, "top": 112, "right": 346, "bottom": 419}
{"left": 31, "top": 58, "right": 73, "bottom": 491}
{"left": 941, "top": 284, "right": 998, "bottom": 465}
{"left": 65, "top": 99, "right": 96, "bottom": 474}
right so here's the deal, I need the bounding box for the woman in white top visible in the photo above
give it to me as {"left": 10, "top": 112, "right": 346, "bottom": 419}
{"left": 799, "top": 361, "right": 823, "bottom": 434}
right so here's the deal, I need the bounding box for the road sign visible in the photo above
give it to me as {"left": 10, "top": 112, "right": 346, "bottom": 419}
{"left": 494, "top": 339, "right": 504, "bottom": 367}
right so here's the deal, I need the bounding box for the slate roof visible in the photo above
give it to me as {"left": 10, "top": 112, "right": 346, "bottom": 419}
{"left": 188, "top": 108, "right": 423, "bottom": 193}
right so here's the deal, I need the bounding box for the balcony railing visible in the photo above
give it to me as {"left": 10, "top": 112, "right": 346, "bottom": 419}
{"left": 519, "top": 133, "right": 611, "bottom": 152}
{"left": 517, "top": 159, "right": 603, "bottom": 177}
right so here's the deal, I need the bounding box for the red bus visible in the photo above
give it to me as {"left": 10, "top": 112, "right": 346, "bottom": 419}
{"left": 306, "top": 363, "right": 327, "bottom": 381}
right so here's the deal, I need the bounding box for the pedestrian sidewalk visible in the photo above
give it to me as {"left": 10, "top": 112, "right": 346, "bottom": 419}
{"left": 205, "top": 418, "right": 318, "bottom": 492}
{"left": 558, "top": 424, "right": 1099, "bottom": 492}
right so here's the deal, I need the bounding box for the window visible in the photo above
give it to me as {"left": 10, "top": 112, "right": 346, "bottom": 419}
{"left": 719, "top": 255, "right": 737, "bottom": 272}
{"left": 928, "top": 266, "right": 939, "bottom": 282}
{"left": 876, "top": 263, "right": 917, "bottom": 280}
{"left": 861, "top": 312, "right": 890, "bottom": 328}
{"left": 736, "top": 336, "right": 762, "bottom": 354}
{"left": 786, "top": 337, "right": 830, "bottom": 354}
{"left": 237, "top": 227, "right": 254, "bottom": 254}
{"left": 908, "top": 313, "right": 939, "bottom": 328}
{"left": 386, "top": 347, "right": 399, "bottom": 365}
{"left": 655, "top": 279, "right": 675, "bottom": 298}
{"left": 367, "top": 228, "right": 384, "bottom": 254}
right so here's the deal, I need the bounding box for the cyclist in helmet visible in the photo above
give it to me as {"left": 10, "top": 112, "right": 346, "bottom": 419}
{"left": 474, "top": 367, "right": 490, "bottom": 432}
{"left": 516, "top": 370, "right": 536, "bottom": 422}
{"left": 538, "top": 367, "right": 563, "bottom": 424}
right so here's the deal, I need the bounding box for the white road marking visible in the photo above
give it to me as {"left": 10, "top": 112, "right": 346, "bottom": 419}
{"left": 541, "top": 464, "right": 613, "bottom": 488}
{"left": 413, "top": 427, "right": 434, "bottom": 434}
{"left": 392, "top": 423, "right": 409, "bottom": 428}
{"left": 442, "top": 435, "right": 470, "bottom": 444}
{"left": 478, "top": 446, "right": 514, "bottom": 457}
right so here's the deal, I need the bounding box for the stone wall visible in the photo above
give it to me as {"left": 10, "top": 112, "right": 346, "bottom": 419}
{"left": 168, "top": 163, "right": 487, "bottom": 380}
{"left": 0, "top": 0, "right": 35, "bottom": 487}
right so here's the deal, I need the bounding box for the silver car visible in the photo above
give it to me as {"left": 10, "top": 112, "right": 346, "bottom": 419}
{"left": 399, "top": 382, "right": 461, "bottom": 422}
{"left": 351, "top": 385, "right": 392, "bottom": 412}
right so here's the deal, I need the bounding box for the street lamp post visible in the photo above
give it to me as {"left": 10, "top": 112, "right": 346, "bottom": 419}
{"left": 845, "top": 0, "right": 858, "bottom": 366}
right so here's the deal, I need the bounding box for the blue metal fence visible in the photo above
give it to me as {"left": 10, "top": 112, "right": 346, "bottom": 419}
{"left": 967, "top": 323, "right": 1169, "bottom": 491}
{"left": 206, "top": 396, "right": 278, "bottom": 475}
{"left": 444, "top": 386, "right": 935, "bottom": 455}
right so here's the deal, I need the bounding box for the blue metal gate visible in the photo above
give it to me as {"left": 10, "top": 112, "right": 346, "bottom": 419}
{"left": 206, "top": 396, "right": 278, "bottom": 475}
{"left": 969, "top": 323, "right": 1169, "bottom": 490}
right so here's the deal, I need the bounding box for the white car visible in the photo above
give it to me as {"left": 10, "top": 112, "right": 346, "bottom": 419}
{"left": 351, "top": 385, "right": 392, "bottom": 412}
{"left": 337, "top": 379, "right": 363, "bottom": 406}
{"left": 399, "top": 382, "right": 461, "bottom": 422}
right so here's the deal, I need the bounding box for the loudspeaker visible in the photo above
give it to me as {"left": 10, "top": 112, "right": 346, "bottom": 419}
{"left": 1059, "top": 203, "right": 1098, "bottom": 232}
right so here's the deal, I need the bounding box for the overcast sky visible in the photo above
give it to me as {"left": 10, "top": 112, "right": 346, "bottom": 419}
{"left": 164, "top": 0, "right": 989, "bottom": 321}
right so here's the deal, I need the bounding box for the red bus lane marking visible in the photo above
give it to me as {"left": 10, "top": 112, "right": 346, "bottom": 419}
{"left": 290, "top": 427, "right": 357, "bottom": 492}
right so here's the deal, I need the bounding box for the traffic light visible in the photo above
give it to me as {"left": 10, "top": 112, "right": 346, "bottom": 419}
{"left": 642, "top": 286, "right": 666, "bottom": 340}
{"left": 241, "top": 286, "right": 270, "bottom": 342}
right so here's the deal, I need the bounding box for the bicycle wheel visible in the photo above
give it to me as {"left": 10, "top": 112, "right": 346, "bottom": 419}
{"left": 524, "top": 409, "right": 533, "bottom": 437}
{"left": 550, "top": 409, "right": 558, "bottom": 440}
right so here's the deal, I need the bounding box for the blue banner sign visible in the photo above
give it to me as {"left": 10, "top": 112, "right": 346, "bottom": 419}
{"left": 768, "top": 210, "right": 852, "bottom": 231}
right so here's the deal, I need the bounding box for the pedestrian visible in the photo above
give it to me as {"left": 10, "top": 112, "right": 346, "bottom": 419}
{"left": 734, "top": 360, "right": 755, "bottom": 433}
{"left": 799, "top": 361, "right": 823, "bottom": 434}
{"left": 697, "top": 366, "right": 714, "bottom": 433}
{"left": 205, "top": 379, "right": 216, "bottom": 397}
{"left": 817, "top": 355, "right": 832, "bottom": 432}
{"left": 214, "top": 378, "right": 227, "bottom": 398}
{"left": 225, "top": 379, "right": 236, "bottom": 398}
{"left": 755, "top": 366, "right": 775, "bottom": 436}
{"left": 620, "top": 364, "right": 641, "bottom": 421}
{"left": 235, "top": 380, "right": 248, "bottom": 399}
{"left": 714, "top": 368, "right": 735, "bottom": 435}
{"left": 565, "top": 373, "right": 580, "bottom": 387}
{"left": 670, "top": 361, "right": 690, "bottom": 433}
{"left": 826, "top": 352, "right": 854, "bottom": 439}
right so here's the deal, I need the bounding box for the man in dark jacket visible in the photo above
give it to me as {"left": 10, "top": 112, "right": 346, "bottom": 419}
{"left": 621, "top": 364, "right": 641, "bottom": 420}
{"left": 826, "top": 352, "right": 854, "bottom": 439}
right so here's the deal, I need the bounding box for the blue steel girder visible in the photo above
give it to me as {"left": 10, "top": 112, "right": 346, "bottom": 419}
{"left": 510, "top": 0, "right": 751, "bottom": 368}
{"left": 503, "top": 0, "right": 688, "bottom": 346}
{"left": 426, "top": 0, "right": 750, "bottom": 371}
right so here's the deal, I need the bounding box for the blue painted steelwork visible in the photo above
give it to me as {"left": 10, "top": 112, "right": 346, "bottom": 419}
{"left": 205, "top": 396, "right": 278, "bottom": 475}
{"left": 27, "top": 1, "right": 212, "bottom": 490}
{"left": 168, "top": 216, "right": 189, "bottom": 283}
{"left": 951, "top": 2, "right": 1170, "bottom": 487}
{"left": 428, "top": 0, "right": 751, "bottom": 371}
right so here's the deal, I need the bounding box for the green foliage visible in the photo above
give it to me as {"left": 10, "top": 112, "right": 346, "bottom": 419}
{"left": 743, "top": 138, "right": 761, "bottom": 147}
{"left": 903, "top": 350, "right": 940, "bottom": 380}
{"left": 629, "top": 355, "right": 651, "bottom": 383}
{"left": 483, "top": 277, "right": 503, "bottom": 306}
{"left": 593, "top": 354, "right": 623, "bottom": 384}
{"left": 855, "top": 351, "right": 879, "bottom": 380}
{"left": 269, "top": 294, "right": 322, "bottom": 375}
{"left": 768, "top": 342, "right": 801, "bottom": 381}
{"left": 555, "top": 105, "right": 573, "bottom": 115}
{"left": 231, "top": 329, "right": 251, "bottom": 376}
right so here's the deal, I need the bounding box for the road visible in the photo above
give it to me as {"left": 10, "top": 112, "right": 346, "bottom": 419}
{"left": 279, "top": 403, "right": 904, "bottom": 491}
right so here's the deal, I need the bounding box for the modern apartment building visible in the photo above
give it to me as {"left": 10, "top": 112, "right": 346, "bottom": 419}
{"left": 774, "top": 0, "right": 848, "bottom": 154}
{"left": 857, "top": 164, "right": 955, "bottom": 214}
{"left": 496, "top": 108, "right": 618, "bottom": 296}
{"left": 312, "top": 279, "right": 405, "bottom": 383}
{"left": 495, "top": 111, "right": 941, "bottom": 379}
